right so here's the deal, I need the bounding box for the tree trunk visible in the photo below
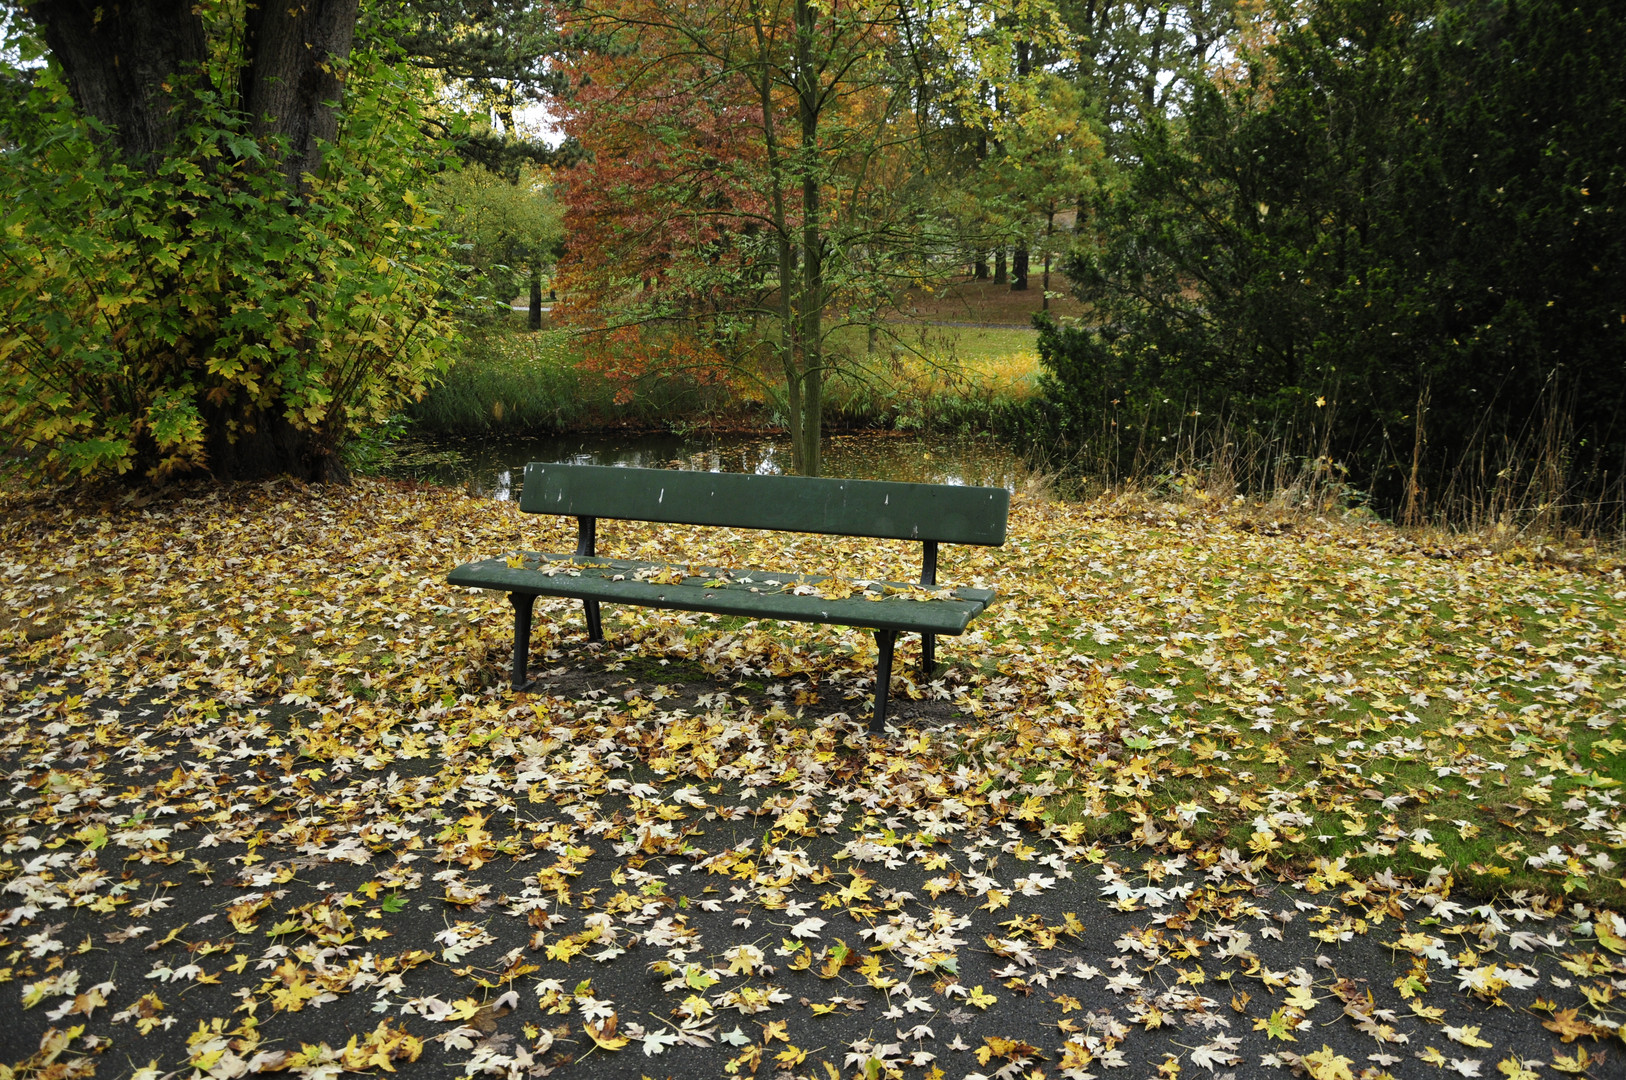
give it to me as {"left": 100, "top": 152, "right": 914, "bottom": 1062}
{"left": 33, "top": 0, "right": 359, "bottom": 191}
{"left": 994, "top": 248, "right": 1007, "bottom": 285}
{"left": 29, "top": 0, "right": 364, "bottom": 486}
{"left": 28, "top": 0, "right": 208, "bottom": 166}
{"left": 974, "top": 118, "right": 989, "bottom": 281}
{"left": 1042, "top": 210, "right": 1054, "bottom": 310}
{"left": 745, "top": 10, "right": 806, "bottom": 477}
{"left": 240, "top": 0, "right": 361, "bottom": 190}
{"left": 529, "top": 261, "right": 544, "bottom": 330}
{"left": 1011, "top": 244, "right": 1029, "bottom": 291}
{"left": 202, "top": 404, "right": 348, "bottom": 484}
{"left": 793, "top": 0, "right": 823, "bottom": 477}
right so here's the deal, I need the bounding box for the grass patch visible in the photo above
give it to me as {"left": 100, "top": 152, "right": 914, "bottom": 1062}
{"left": 412, "top": 318, "right": 1047, "bottom": 439}
{"left": 1016, "top": 525, "right": 1626, "bottom": 905}
{"left": 409, "top": 327, "right": 604, "bottom": 434}
{"left": 821, "top": 325, "right": 1042, "bottom": 434}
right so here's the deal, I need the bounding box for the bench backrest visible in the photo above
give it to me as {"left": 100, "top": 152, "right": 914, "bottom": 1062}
{"left": 519, "top": 463, "right": 1009, "bottom": 546}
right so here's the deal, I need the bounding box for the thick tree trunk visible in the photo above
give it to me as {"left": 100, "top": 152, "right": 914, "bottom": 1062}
{"left": 240, "top": 0, "right": 360, "bottom": 189}
{"left": 202, "top": 405, "right": 348, "bottom": 484}
{"left": 1011, "top": 244, "right": 1029, "bottom": 291}
{"left": 31, "top": 0, "right": 357, "bottom": 191}
{"left": 994, "top": 248, "right": 1007, "bottom": 285}
{"left": 973, "top": 254, "right": 989, "bottom": 279}
{"left": 28, "top": 0, "right": 208, "bottom": 165}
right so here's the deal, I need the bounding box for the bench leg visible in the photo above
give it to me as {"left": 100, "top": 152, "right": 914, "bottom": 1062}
{"left": 510, "top": 593, "right": 536, "bottom": 689}
{"left": 922, "top": 633, "right": 936, "bottom": 677}
{"left": 584, "top": 599, "right": 603, "bottom": 643}
{"left": 871, "top": 629, "right": 898, "bottom": 735}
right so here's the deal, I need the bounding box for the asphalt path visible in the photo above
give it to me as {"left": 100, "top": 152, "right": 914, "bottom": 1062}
{"left": 1, "top": 659, "right": 1619, "bottom": 1079}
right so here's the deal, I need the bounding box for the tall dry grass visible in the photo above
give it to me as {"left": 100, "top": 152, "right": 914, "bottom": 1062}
{"left": 1026, "top": 388, "right": 1626, "bottom": 547}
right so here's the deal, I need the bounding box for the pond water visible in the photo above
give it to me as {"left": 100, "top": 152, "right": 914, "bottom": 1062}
{"left": 381, "top": 430, "right": 1027, "bottom": 500}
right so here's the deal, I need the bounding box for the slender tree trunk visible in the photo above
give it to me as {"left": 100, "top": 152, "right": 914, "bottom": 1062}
{"left": 529, "top": 261, "right": 543, "bottom": 331}
{"left": 974, "top": 119, "right": 989, "bottom": 281}
{"left": 1008, "top": 39, "right": 1030, "bottom": 293}
{"left": 746, "top": 7, "right": 805, "bottom": 474}
{"left": 793, "top": 0, "right": 823, "bottom": 477}
{"left": 1144, "top": 6, "right": 1170, "bottom": 109}
{"left": 1042, "top": 209, "right": 1054, "bottom": 310}
{"left": 1403, "top": 380, "right": 1429, "bottom": 527}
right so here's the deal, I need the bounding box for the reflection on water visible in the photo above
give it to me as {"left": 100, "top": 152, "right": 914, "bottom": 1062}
{"left": 383, "top": 430, "right": 1025, "bottom": 500}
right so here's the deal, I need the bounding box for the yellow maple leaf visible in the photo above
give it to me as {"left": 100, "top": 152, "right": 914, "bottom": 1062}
{"left": 1496, "top": 1055, "right": 1541, "bottom": 1080}
{"left": 1444, "top": 1024, "right": 1494, "bottom": 1049}
{"left": 1549, "top": 1046, "right": 1592, "bottom": 1073}
{"left": 966, "top": 985, "right": 997, "bottom": 1010}
{"left": 1301, "top": 1044, "right": 1355, "bottom": 1080}
{"left": 1284, "top": 984, "right": 1319, "bottom": 1010}
{"left": 1593, "top": 913, "right": 1626, "bottom": 955}
{"left": 584, "top": 1017, "right": 629, "bottom": 1051}
{"left": 1410, "top": 1000, "right": 1446, "bottom": 1022}
{"left": 1543, "top": 1008, "right": 1601, "bottom": 1043}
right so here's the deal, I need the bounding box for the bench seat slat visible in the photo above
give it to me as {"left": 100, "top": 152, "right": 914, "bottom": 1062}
{"left": 449, "top": 554, "right": 996, "bottom": 635}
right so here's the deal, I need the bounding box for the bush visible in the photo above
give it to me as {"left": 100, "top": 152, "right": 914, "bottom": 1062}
{"left": 1053, "top": 0, "right": 1626, "bottom": 528}
{"left": 0, "top": 50, "right": 458, "bottom": 482}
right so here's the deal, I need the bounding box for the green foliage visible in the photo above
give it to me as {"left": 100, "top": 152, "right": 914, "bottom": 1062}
{"left": 434, "top": 162, "right": 563, "bottom": 319}
{"left": 1051, "top": 0, "right": 1626, "bottom": 524}
{"left": 407, "top": 328, "right": 602, "bottom": 433}
{"left": 0, "top": 49, "right": 459, "bottom": 482}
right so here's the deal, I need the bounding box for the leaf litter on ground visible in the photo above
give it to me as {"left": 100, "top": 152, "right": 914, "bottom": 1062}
{"left": 1, "top": 478, "right": 1625, "bottom": 1078}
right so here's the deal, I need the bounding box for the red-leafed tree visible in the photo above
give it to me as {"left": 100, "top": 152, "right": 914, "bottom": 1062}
{"left": 555, "top": 0, "right": 1047, "bottom": 475}
{"left": 554, "top": 11, "right": 771, "bottom": 407}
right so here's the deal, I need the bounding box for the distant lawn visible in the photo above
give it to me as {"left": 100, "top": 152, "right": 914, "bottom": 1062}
{"left": 892, "top": 273, "right": 1089, "bottom": 325}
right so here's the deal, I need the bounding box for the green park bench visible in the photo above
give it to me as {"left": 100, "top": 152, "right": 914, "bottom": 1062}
{"left": 448, "top": 463, "right": 1011, "bottom": 732}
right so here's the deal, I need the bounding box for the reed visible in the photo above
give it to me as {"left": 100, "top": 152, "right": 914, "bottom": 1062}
{"left": 1022, "top": 387, "right": 1626, "bottom": 545}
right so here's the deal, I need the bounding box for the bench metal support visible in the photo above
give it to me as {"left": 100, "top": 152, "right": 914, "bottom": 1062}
{"left": 577, "top": 516, "right": 603, "bottom": 642}
{"left": 871, "top": 628, "right": 898, "bottom": 734}
{"left": 510, "top": 592, "right": 536, "bottom": 689}
{"left": 921, "top": 541, "right": 937, "bottom": 676}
